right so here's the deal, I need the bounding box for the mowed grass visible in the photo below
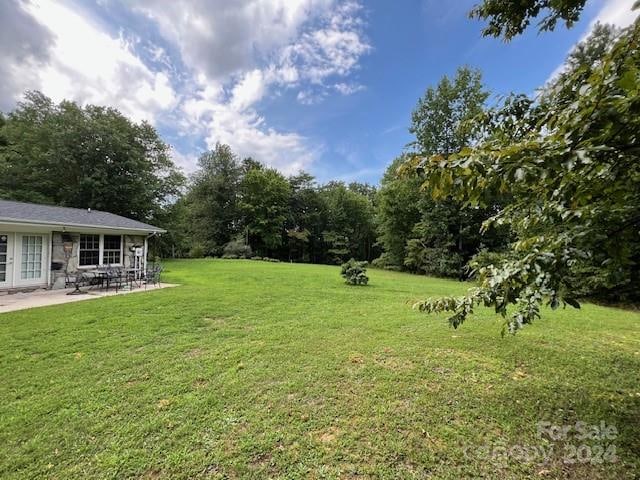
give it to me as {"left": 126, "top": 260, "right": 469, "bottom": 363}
{"left": 1, "top": 260, "right": 639, "bottom": 479}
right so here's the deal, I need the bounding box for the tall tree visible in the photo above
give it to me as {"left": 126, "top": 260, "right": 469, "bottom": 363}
{"left": 320, "top": 182, "right": 377, "bottom": 264}
{"left": 286, "top": 172, "right": 325, "bottom": 263}
{"left": 239, "top": 165, "right": 291, "bottom": 256}
{"left": 410, "top": 66, "right": 488, "bottom": 156}
{"left": 411, "top": 19, "right": 640, "bottom": 332}
{"left": 185, "top": 143, "right": 243, "bottom": 255}
{"left": 0, "top": 91, "right": 184, "bottom": 221}
{"left": 401, "top": 66, "right": 507, "bottom": 278}
{"left": 375, "top": 156, "right": 422, "bottom": 268}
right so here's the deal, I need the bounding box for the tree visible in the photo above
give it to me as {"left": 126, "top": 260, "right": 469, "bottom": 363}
{"left": 375, "top": 156, "right": 422, "bottom": 268}
{"left": 150, "top": 197, "right": 191, "bottom": 259}
{"left": 469, "top": 0, "right": 588, "bottom": 40}
{"left": 240, "top": 165, "right": 291, "bottom": 256}
{"left": 410, "top": 66, "right": 488, "bottom": 155}
{"left": 0, "top": 91, "right": 184, "bottom": 221}
{"left": 410, "top": 19, "right": 640, "bottom": 332}
{"left": 286, "top": 172, "right": 325, "bottom": 262}
{"left": 320, "top": 182, "right": 377, "bottom": 264}
{"left": 400, "top": 66, "right": 508, "bottom": 278}
{"left": 185, "top": 144, "right": 243, "bottom": 255}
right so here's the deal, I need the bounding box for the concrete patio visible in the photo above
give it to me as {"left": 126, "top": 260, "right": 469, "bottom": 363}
{"left": 0, "top": 283, "right": 178, "bottom": 314}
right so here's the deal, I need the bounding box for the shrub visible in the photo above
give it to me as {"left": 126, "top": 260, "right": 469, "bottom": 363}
{"left": 384, "top": 265, "right": 403, "bottom": 272}
{"left": 189, "top": 244, "right": 205, "bottom": 258}
{"left": 221, "top": 254, "right": 239, "bottom": 259}
{"left": 371, "top": 254, "right": 402, "bottom": 271}
{"left": 370, "top": 255, "right": 388, "bottom": 269}
{"left": 404, "top": 242, "right": 463, "bottom": 278}
{"left": 250, "top": 256, "right": 263, "bottom": 261}
{"left": 222, "top": 238, "right": 252, "bottom": 258}
{"left": 340, "top": 258, "right": 369, "bottom": 285}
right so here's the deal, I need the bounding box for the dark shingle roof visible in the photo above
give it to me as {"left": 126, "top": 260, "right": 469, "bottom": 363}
{"left": 0, "top": 199, "right": 165, "bottom": 232}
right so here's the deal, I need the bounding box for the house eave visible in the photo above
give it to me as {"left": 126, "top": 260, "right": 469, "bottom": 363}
{"left": 0, "top": 217, "right": 166, "bottom": 234}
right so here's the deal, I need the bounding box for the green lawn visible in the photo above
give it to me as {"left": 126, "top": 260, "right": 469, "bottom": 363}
{"left": 1, "top": 260, "right": 639, "bottom": 479}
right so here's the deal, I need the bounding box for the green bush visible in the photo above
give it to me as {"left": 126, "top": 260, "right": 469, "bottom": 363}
{"left": 340, "top": 258, "right": 369, "bottom": 285}
{"left": 250, "top": 256, "right": 263, "bottom": 261}
{"left": 222, "top": 238, "right": 252, "bottom": 259}
{"left": 221, "top": 254, "right": 239, "bottom": 259}
{"left": 371, "top": 254, "right": 402, "bottom": 271}
{"left": 404, "top": 242, "right": 463, "bottom": 278}
{"left": 189, "top": 244, "right": 206, "bottom": 258}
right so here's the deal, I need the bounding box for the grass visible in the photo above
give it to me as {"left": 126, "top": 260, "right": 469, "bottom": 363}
{"left": 1, "top": 259, "right": 639, "bottom": 479}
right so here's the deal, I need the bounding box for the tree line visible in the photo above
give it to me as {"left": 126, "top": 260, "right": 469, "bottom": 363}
{"left": 165, "top": 144, "right": 378, "bottom": 263}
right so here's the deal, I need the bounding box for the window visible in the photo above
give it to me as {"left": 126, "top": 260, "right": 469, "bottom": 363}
{"left": 21, "top": 235, "right": 43, "bottom": 279}
{"left": 102, "top": 235, "right": 122, "bottom": 265}
{"left": 79, "top": 234, "right": 100, "bottom": 266}
{"left": 78, "top": 234, "right": 123, "bottom": 267}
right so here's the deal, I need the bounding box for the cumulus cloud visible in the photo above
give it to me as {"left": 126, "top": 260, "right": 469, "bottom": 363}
{"left": 1, "top": 0, "right": 179, "bottom": 123}
{"left": 1, "top": 0, "right": 370, "bottom": 174}
{"left": 0, "top": 1, "right": 53, "bottom": 111}
{"left": 134, "top": 0, "right": 333, "bottom": 81}
{"left": 154, "top": 0, "right": 371, "bottom": 173}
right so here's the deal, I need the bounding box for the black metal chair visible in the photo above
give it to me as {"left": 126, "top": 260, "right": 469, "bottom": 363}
{"left": 66, "top": 271, "right": 89, "bottom": 295}
{"left": 144, "top": 265, "right": 163, "bottom": 289}
{"left": 105, "top": 266, "right": 126, "bottom": 292}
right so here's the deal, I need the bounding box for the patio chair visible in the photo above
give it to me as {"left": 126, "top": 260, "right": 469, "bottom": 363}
{"left": 65, "top": 271, "right": 79, "bottom": 289}
{"left": 144, "top": 265, "right": 163, "bottom": 289}
{"left": 66, "top": 271, "right": 90, "bottom": 295}
{"left": 105, "top": 266, "right": 126, "bottom": 292}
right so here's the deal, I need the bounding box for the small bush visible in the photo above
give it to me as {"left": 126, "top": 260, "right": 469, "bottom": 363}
{"left": 370, "top": 255, "right": 388, "bottom": 269}
{"left": 340, "top": 258, "right": 369, "bottom": 285}
{"left": 371, "top": 255, "right": 402, "bottom": 271}
{"left": 221, "top": 254, "right": 239, "bottom": 259}
{"left": 189, "top": 244, "right": 205, "bottom": 258}
{"left": 250, "top": 256, "right": 263, "bottom": 261}
{"left": 383, "top": 265, "right": 403, "bottom": 272}
{"left": 223, "top": 238, "right": 252, "bottom": 258}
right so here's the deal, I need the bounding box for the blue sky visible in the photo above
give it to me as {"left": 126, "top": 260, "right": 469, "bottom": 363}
{"left": 1, "top": 0, "right": 636, "bottom": 184}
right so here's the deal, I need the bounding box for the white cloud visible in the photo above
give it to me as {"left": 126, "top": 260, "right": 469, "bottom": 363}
{"left": 1, "top": 0, "right": 370, "bottom": 175}
{"left": 0, "top": 1, "right": 53, "bottom": 111}
{"left": 334, "top": 82, "right": 365, "bottom": 95}
{"left": 171, "top": 148, "right": 199, "bottom": 175}
{"left": 278, "top": 1, "right": 371, "bottom": 89}
{"left": 296, "top": 89, "right": 327, "bottom": 105}
{"left": 230, "top": 69, "right": 267, "bottom": 111}
{"left": 13, "top": 0, "right": 179, "bottom": 123}
{"left": 161, "top": 0, "right": 370, "bottom": 173}
{"left": 134, "top": 0, "right": 330, "bottom": 81}
{"left": 591, "top": 0, "right": 639, "bottom": 28}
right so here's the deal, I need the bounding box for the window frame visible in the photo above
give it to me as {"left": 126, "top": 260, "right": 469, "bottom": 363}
{"left": 77, "top": 234, "right": 123, "bottom": 268}
{"left": 102, "top": 234, "right": 123, "bottom": 266}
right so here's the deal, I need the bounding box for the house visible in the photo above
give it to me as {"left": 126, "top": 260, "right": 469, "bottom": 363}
{"left": 0, "top": 199, "right": 165, "bottom": 290}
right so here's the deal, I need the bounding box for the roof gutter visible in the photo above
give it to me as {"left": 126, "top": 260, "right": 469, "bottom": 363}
{"left": 0, "top": 216, "right": 166, "bottom": 234}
